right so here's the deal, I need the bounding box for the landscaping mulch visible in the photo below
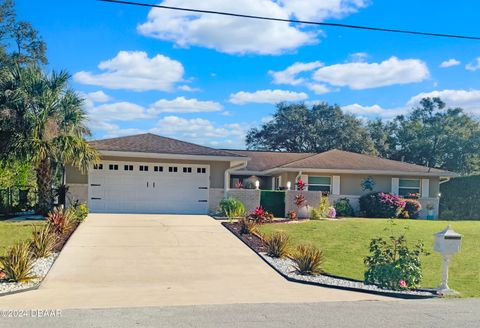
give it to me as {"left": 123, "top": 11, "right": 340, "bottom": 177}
{"left": 222, "top": 222, "right": 266, "bottom": 252}
{"left": 53, "top": 222, "right": 79, "bottom": 253}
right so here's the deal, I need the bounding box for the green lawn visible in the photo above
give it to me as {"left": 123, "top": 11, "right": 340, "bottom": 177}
{"left": 0, "top": 221, "right": 45, "bottom": 256}
{"left": 258, "top": 218, "right": 480, "bottom": 297}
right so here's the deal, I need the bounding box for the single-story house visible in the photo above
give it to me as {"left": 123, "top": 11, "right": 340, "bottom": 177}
{"left": 66, "top": 133, "right": 456, "bottom": 218}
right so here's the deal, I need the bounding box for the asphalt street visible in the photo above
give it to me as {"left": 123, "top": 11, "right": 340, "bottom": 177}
{"left": 1, "top": 298, "right": 479, "bottom": 328}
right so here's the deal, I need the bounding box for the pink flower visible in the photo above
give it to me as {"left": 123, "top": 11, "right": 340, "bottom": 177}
{"left": 399, "top": 280, "right": 407, "bottom": 288}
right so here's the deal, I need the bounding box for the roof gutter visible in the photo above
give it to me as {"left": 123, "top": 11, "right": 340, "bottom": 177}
{"left": 98, "top": 150, "right": 248, "bottom": 162}
{"left": 224, "top": 161, "right": 248, "bottom": 198}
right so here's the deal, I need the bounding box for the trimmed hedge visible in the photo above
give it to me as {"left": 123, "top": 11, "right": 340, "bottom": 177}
{"left": 440, "top": 175, "right": 480, "bottom": 220}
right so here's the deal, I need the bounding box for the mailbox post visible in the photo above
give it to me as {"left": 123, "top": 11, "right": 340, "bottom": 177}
{"left": 434, "top": 225, "right": 462, "bottom": 295}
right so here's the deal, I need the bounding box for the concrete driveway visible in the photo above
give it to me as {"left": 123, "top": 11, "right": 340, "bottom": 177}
{"left": 0, "top": 214, "right": 388, "bottom": 309}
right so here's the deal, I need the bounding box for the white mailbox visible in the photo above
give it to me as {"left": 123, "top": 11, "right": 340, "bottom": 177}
{"left": 434, "top": 225, "right": 462, "bottom": 255}
{"left": 433, "top": 225, "right": 462, "bottom": 295}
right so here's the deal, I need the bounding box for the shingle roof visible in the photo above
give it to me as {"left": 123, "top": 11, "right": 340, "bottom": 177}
{"left": 89, "top": 133, "right": 245, "bottom": 158}
{"left": 226, "top": 150, "right": 314, "bottom": 171}
{"left": 227, "top": 149, "right": 454, "bottom": 176}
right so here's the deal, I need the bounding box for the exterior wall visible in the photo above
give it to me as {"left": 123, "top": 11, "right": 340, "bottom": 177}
{"left": 227, "top": 189, "right": 261, "bottom": 213}
{"left": 209, "top": 188, "right": 224, "bottom": 213}
{"left": 66, "top": 183, "right": 88, "bottom": 207}
{"left": 284, "top": 190, "right": 360, "bottom": 217}
{"left": 418, "top": 197, "right": 440, "bottom": 219}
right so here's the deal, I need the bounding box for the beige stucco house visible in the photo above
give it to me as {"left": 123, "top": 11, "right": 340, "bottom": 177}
{"left": 66, "top": 133, "right": 456, "bottom": 218}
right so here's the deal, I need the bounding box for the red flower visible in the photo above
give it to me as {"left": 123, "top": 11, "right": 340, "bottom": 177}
{"left": 297, "top": 179, "right": 306, "bottom": 191}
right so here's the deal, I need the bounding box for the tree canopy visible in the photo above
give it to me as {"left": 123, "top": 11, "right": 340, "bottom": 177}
{"left": 246, "top": 99, "right": 480, "bottom": 175}
{"left": 0, "top": 0, "right": 47, "bottom": 67}
{"left": 246, "top": 102, "right": 375, "bottom": 154}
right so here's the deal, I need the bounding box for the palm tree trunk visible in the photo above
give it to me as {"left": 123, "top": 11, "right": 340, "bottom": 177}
{"left": 36, "top": 158, "right": 53, "bottom": 215}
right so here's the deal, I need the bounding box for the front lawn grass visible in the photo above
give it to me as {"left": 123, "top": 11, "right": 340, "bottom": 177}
{"left": 0, "top": 221, "right": 45, "bottom": 256}
{"left": 258, "top": 218, "right": 480, "bottom": 297}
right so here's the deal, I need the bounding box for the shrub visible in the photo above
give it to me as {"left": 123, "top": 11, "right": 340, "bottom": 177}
{"left": 30, "top": 225, "right": 56, "bottom": 258}
{"left": 219, "top": 197, "right": 246, "bottom": 221}
{"left": 291, "top": 244, "right": 325, "bottom": 275}
{"left": 247, "top": 206, "right": 273, "bottom": 224}
{"left": 72, "top": 203, "right": 89, "bottom": 222}
{"left": 310, "top": 196, "right": 336, "bottom": 220}
{"left": 264, "top": 232, "right": 290, "bottom": 258}
{"left": 237, "top": 217, "right": 257, "bottom": 235}
{"left": 0, "top": 241, "right": 35, "bottom": 282}
{"left": 364, "top": 232, "right": 427, "bottom": 290}
{"left": 359, "top": 192, "right": 406, "bottom": 218}
{"left": 400, "top": 199, "right": 422, "bottom": 219}
{"left": 46, "top": 206, "right": 75, "bottom": 235}
{"left": 334, "top": 198, "right": 355, "bottom": 217}
{"left": 287, "top": 211, "right": 297, "bottom": 220}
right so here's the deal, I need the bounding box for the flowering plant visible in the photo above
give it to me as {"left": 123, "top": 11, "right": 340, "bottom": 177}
{"left": 297, "top": 178, "right": 306, "bottom": 191}
{"left": 287, "top": 210, "right": 297, "bottom": 220}
{"left": 247, "top": 206, "right": 274, "bottom": 224}
{"left": 234, "top": 180, "right": 244, "bottom": 189}
{"left": 294, "top": 194, "right": 306, "bottom": 207}
{"left": 404, "top": 192, "right": 420, "bottom": 199}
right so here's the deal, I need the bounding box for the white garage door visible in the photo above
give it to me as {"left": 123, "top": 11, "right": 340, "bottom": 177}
{"left": 88, "top": 161, "right": 210, "bottom": 214}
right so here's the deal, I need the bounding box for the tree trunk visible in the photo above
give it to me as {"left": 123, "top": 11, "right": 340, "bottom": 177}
{"left": 36, "top": 158, "right": 53, "bottom": 215}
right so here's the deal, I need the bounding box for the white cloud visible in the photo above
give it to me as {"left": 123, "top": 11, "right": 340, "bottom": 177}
{"left": 440, "top": 58, "right": 460, "bottom": 68}
{"left": 306, "top": 83, "right": 331, "bottom": 95}
{"left": 281, "top": 0, "right": 369, "bottom": 21}
{"left": 407, "top": 89, "right": 480, "bottom": 114}
{"left": 178, "top": 85, "right": 200, "bottom": 92}
{"left": 138, "top": 0, "right": 368, "bottom": 55}
{"left": 229, "top": 89, "right": 308, "bottom": 105}
{"left": 348, "top": 52, "right": 369, "bottom": 62}
{"left": 74, "top": 51, "right": 184, "bottom": 91}
{"left": 89, "top": 102, "right": 151, "bottom": 121}
{"left": 313, "top": 56, "right": 430, "bottom": 90}
{"left": 466, "top": 57, "right": 480, "bottom": 71}
{"left": 342, "top": 103, "right": 407, "bottom": 119}
{"left": 86, "top": 90, "right": 111, "bottom": 103}
{"left": 150, "top": 116, "right": 250, "bottom": 147}
{"left": 269, "top": 61, "right": 323, "bottom": 85}
{"left": 148, "top": 97, "right": 223, "bottom": 114}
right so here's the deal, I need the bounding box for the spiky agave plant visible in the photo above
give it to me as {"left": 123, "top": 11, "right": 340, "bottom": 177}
{"left": 291, "top": 244, "right": 325, "bottom": 275}
{"left": 264, "top": 232, "right": 290, "bottom": 258}
{"left": 0, "top": 241, "right": 35, "bottom": 282}
{"left": 30, "top": 225, "right": 56, "bottom": 258}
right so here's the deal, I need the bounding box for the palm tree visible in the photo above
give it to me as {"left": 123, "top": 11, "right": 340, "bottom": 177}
{"left": 0, "top": 65, "right": 98, "bottom": 214}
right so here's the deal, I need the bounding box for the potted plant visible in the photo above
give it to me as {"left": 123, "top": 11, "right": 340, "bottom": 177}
{"left": 426, "top": 203, "right": 435, "bottom": 220}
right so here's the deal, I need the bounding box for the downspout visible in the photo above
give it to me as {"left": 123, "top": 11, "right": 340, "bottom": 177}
{"left": 224, "top": 161, "right": 248, "bottom": 198}
{"left": 439, "top": 177, "right": 451, "bottom": 184}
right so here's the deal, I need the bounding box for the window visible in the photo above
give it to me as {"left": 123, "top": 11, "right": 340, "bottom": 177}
{"left": 139, "top": 165, "right": 149, "bottom": 172}
{"left": 124, "top": 165, "right": 133, "bottom": 171}
{"left": 108, "top": 164, "right": 118, "bottom": 171}
{"left": 183, "top": 167, "right": 192, "bottom": 173}
{"left": 399, "top": 179, "right": 420, "bottom": 197}
{"left": 197, "top": 167, "right": 206, "bottom": 174}
{"left": 272, "top": 176, "right": 281, "bottom": 190}
{"left": 154, "top": 166, "right": 163, "bottom": 172}
{"left": 308, "top": 176, "right": 331, "bottom": 192}
{"left": 168, "top": 166, "right": 178, "bottom": 173}
{"left": 93, "top": 164, "right": 103, "bottom": 170}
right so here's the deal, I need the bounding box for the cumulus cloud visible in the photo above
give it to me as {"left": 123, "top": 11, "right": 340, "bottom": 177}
{"left": 407, "top": 89, "right": 480, "bottom": 114}
{"left": 306, "top": 83, "right": 331, "bottom": 95}
{"left": 150, "top": 116, "right": 250, "bottom": 147}
{"left": 440, "top": 58, "right": 460, "bottom": 68}
{"left": 89, "top": 102, "right": 151, "bottom": 121}
{"left": 86, "top": 90, "right": 111, "bottom": 103}
{"left": 466, "top": 57, "right": 480, "bottom": 71}
{"left": 341, "top": 89, "right": 480, "bottom": 120}
{"left": 229, "top": 89, "right": 308, "bottom": 105}
{"left": 74, "top": 51, "right": 184, "bottom": 91}
{"left": 313, "top": 56, "right": 430, "bottom": 90}
{"left": 138, "top": 0, "right": 368, "bottom": 55}
{"left": 269, "top": 61, "right": 323, "bottom": 85}
{"left": 342, "top": 103, "right": 407, "bottom": 119}
{"left": 148, "top": 97, "right": 223, "bottom": 114}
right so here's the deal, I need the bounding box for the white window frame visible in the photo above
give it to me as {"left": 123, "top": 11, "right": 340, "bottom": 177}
{"left": 307, "top": 176, "right": 332, "bottom": 192}
{"left": 398, "top": 178, "right": 421, "bottom": 197}
{"left": 271, "top": 176, "right": 282, "bottom": 190}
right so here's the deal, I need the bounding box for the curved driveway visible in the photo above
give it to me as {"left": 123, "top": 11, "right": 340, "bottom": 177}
{"left": 0, "top": 214, "right": 388, "bottom": 309}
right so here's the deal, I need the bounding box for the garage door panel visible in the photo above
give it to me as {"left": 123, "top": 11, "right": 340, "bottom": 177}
{"left": 88, "top": 162, "right": 210, "bottom": 214}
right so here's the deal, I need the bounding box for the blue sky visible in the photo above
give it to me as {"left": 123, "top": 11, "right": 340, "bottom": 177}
{"left": 16, "top": 0, "right": 480, "bottom": 148}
